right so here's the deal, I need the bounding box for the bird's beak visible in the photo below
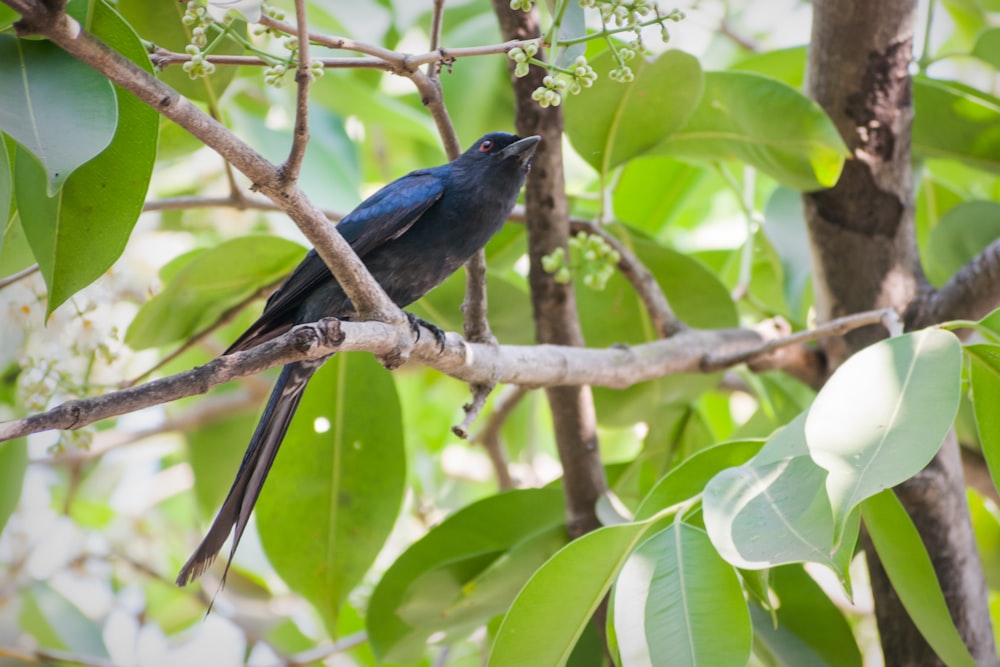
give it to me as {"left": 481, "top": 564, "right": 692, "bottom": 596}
{"left": 499, "top": 135, "right": 541, "bottom": 163}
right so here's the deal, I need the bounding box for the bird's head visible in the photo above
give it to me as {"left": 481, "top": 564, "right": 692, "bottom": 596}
{"left": 460, "top": 132, "right": 541, "bottom": 173}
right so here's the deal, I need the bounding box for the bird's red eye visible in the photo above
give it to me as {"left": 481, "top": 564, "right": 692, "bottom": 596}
{"left": 479, "top": 140, "right": 494, "bottom": 152}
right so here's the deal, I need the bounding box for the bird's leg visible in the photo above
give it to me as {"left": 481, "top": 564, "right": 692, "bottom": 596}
{"left": 405, "top": 312, "right": 447, "bottom": 352}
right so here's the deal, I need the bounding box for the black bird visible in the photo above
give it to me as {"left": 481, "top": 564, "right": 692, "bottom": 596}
{"left": 176, "top": 132, "right": 540, "bottom": 586}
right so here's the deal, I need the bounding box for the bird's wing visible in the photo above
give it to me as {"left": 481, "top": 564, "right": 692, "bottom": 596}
{"left": 225, "top": 170, "right": 444, "bottom": 353}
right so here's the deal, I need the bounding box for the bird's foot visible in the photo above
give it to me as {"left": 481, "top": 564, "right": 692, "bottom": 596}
{"left": 405, "top": 312, "right": 447, "bottom": 352}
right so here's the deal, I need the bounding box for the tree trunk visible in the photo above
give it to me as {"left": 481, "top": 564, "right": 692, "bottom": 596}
{"left": 804, "top": 0, "right": 997, "bottom": 663}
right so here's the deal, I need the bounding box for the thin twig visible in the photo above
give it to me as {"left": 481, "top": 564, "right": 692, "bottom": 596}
{"left": 0, "top": 263, "right": 40, "bottom": 290}
{"left": 150, "top": 49, "right": 390, "bottom": 71}
{"left": 281, "top": 0, "right": 311, "bottom": 184}
{"left": 471, "top": 384, "right": 527, "bottom": 490}
{"left": 702, "top": 308, "right": 900, "bottom": 370}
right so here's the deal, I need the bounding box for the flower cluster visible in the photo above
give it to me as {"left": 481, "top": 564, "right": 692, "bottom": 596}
{"left": 541, "top": 232, "right": 622, "bottom": 290}
{"left": 509, "top": 0, "right": 534, "bottom": 11}
{"left": 506, "top": 41, "right": 539, "bottom": 78}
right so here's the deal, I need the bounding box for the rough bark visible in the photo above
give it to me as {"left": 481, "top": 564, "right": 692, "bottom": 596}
{"left": 805, "top": 1, "right": 997, "bottom": 664}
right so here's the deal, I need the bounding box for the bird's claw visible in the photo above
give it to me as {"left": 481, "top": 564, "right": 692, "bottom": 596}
{"left": 406, "top": 312, "right": 447, "bottom": 352}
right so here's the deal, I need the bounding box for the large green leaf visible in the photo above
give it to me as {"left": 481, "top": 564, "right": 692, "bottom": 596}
{"left": 913, "top": 77, "right": 1000, "bottom": 173}
{"left": 0, "top": 137, "right": 10, "bottom": 236}
{"left": 564, "top": 50, "right": 704, "bottom": 176}
{"left": 613, "top": 524, "right": 751, "bottom": 667}
{"left": 763, "top": 186, "right": 813, "bottom": 321}
{"left": 256, "top": 353, "right": 406, "bottom": 635}
{"left": 186, "top": 412, "right": 258, "bottom": 518}
{"left": 703, "top": 413, "right": 857, "bottom": 576}
{"left": 862, "top": 490, "right": 978, "bottom": 667}
{"left": 12, "top": 1, "right": 158, "bottom": 314}
{"left": 368, "top": 488, "right": 566, "bottom": 663}
{"left": 0, "top": 36, "right": 117, "bottom": 194}
{"left": 125, "top": 236, "right": 305, "bottom": 350}
{"left": 488, "top": 519, "right": 661, "bottom": 667}
{"left": 805, "top": 329, "right": 962, "bottom": 536}
{"left": 654, "top": 70, "right": 849, "bottom": 191}
{"left": 968, "top": 344, "right": 1000, "bottom": 494}
{"left": 923, "top": 201, "right": 1000, "bottom": 287}
{"left": 117, "top": 0, "right": 243, "bottom": 101}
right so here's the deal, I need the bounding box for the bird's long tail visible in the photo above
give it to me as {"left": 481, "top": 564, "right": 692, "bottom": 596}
{"left": 176, "top": 358, "right": 323, "bottom": 586}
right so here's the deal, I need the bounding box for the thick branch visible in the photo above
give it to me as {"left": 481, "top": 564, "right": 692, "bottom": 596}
{"left": 911, "top": 237, "right": 1000, "bottom": 329}
{"left": 0, "top": 311, "right": 889, "bottom": 443}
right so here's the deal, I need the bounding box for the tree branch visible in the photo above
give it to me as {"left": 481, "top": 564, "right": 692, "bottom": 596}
{"left": 280, "top": 0, "right": 312, "bottom": 185}
{"left": 0, "top": 311, "right": 886, "bottom": 443}
{"left": 911, "top": 237, "right": 1000, "bottom": 330}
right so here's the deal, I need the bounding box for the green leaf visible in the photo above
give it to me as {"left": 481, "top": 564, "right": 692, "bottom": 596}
{"left": 763, "top": 186, "right": 813, "bottom": 321}
{"left": 0, "top": 439, "right": 27, "bottom": 534}
{"left": 125, "top": 236, "right": 305, "bottom": 349}
{"left": 12, "top": 1, "right": 159, "bottom": 314}
{"left": 257, "top": 353, "right": 406, "bottom": 635}
{"left": 368, "top": 488, "right": 565, "bottom": 663}
{"left": 923, "top": 201, "right": 1000, "bottom": 287}
{"left": 913, "top": 77, "right": 1000, "bottom": 173}
{"left": 751, "top": 565, "right": 863, "bottom": 667}
{"left": 805, "top": 330, "right": 962, "bottom": 536}
{"left": 731, "top": 46, "right": 807, "bottom": 89}
{"left": 488, "top": 519, "right": 662, "bottom": 667}
{"left": 564, "top": 50, "right": 704, "bottom": 176}
{"left": 0, "top": 36, "right": 117, "bottom": 194}
{"left": 634, "top": 440, "right": 764, "bottom": 520}
{"left": 972, "top": 27, "right": 1000, "bottom": 69}
{"left": 186, "top": 412, "right": 257, "bottom": 518}
{"left": 21, "top": 583, "right": 109, "bottom": 657}
{"left": 117, "top": 0, "right": 243, "bottom": 101}
{"left": 862, "top": 490, "right": 978, "bottom": 667}
{"left": 654, "top": 70, "right": 849, "bottom": 191}
{"left": 968, "top": 344, "right": 1000, "bottom": 494}
{"left": 613, "top": 524, "right": 751, "bottom": 667}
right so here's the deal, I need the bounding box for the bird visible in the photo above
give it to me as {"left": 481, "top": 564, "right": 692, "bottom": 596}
{"left": 176, "top": 132, "right": 540, "bottom": 586}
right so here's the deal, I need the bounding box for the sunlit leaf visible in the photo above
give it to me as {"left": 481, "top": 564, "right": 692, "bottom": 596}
{"left": 805, "top": 329, "right": 962, "bottom": 536}
{"left": 968, "top": 344, "right": 1000, "bottom": 495}
{"left": 613, "top": 524, "right": 751, "bottom": 667}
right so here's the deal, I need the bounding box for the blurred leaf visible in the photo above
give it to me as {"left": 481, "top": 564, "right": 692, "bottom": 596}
{"left": 21, "top": 583, "right": 109, "bottom": 657}
{"left": 117, "top": 0, "right": 243, "bottom": 101}
{"left": 0, "top": 439, "right": 26, "bottom": 534}
{"left": 923, "top": 200, "right": 1000, "bottom": 287}
{"left": 12, "top": 1, "right": 158, "bottom": 314}
{"left": 805, "top": 330, "right": 962, "bottom": 537}
{"left": 967, "top": 487, "right": 1000, "bottom": 590}
{"left": 635, "top": 440, "right": 764, "bottom": 521}
{"left": 258, "top": 353, "right": 406, "bottom": 634}
{"left": 752, "top": 565, "right": 863, "bottom": 667}
{"left": 968, "top": 344, "right": 1000, "bottom": 495}
{"left": 862, "top": 490, "right": 978, "bottom": 667}
{"left": 913, "top": 77, "right": 1000, "bottom": 173}
{"left": 762, "top": 186, "right": 812, "bottom": 321}
{"left": 613, "top": 157, "right": 710, "bottom": 235}
{"left": 565, "top": 50, "right": 703, "bottom": 176}
{"left": 613, "top": 524, "right": 751, "bottom": 667}
{"left": 489, "top": 519, "right": 661, "bottom": 667}
{"left": 0, "top": 137, "right": 10, "bottom": 234}
{"left": 187, "top": 411, "right": 258, "bottom": 518}
{"left": 654, "top": 71, "right": 849, "bottom": 191}
{"left": 126, "top": 236, "right": 305, "bottom": 349}
{"left": 972, "top": 27, "right": 1000, "bottom": 68}
{"left": 731, "top": 46, "right": 807, "bottom": 89}
{"left": 369, "top": 488, "right": 565, "bottom": 663}
{"left": 0, "top": 36, "right": 117, "bottom": 194}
